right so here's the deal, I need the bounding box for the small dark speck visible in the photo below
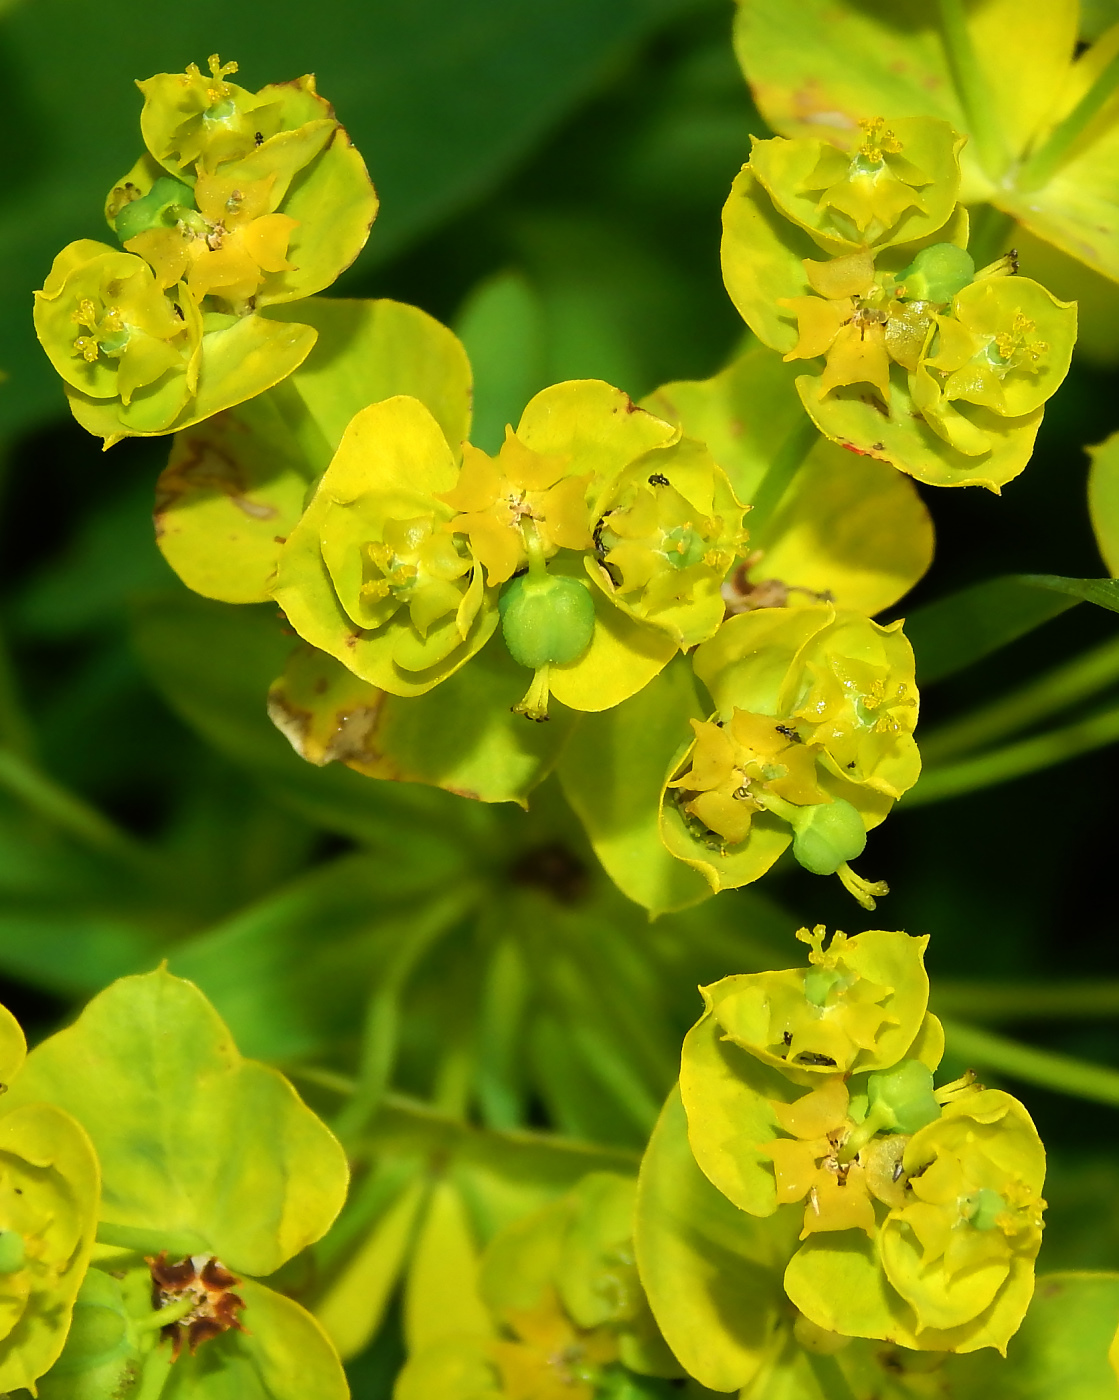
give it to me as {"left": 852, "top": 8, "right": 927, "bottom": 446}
{"left": 648, "top": 473, "right": 669, "bottom": 486}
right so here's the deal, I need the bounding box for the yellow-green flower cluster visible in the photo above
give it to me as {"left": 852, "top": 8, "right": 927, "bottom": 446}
{"left": 722, "top": 115, "right": 1077, "bottom": 489}
{"left": 272, "top": 381, "right": 748, "bottom": 719}
{"left": 395, "top": 1175, "right": 683, "bottom": 1400}
{"left": 33, "top": 56, "right": 377, "bottom": 446}
{"left": 671, "top": 928, "right": 1045, "bottom": 1354}
{"left": 660, "top": 605, "right": 919, "bottom": 905}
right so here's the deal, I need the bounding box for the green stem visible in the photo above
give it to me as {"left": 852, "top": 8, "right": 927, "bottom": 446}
{"left": 937, "top": 0, "right": 1011, "bottom": 180}
{"left": 904, "top": 700, "right": 1119, "bottom": 805}
{"left": 0, "top": 746, "right": 159, "bottom": 872}
{"left": 747, "top": 415, "right": 820, "bottom": 540}
{"left": 1017, "top": 45, "right": 1119, "bottom": 192}
{"left": 333, "top": 889, "right": 475, "bottom": 1144}
{"left": 921, "top": 633, "right": 1119, "bottom": 764}
{"left": 934, "top": 981, "right": 1119, "bottom": 1022}
{"left": 941, "top": 1018, "right": 1119, "bottom": 1109}
{"left": 135, "top": 1295, "right": 198, "bottom": 1334}
{"left": 806, "top": 1351, "right": 859, "bottom": 1400}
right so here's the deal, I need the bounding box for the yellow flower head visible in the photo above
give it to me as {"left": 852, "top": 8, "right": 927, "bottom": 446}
{"left": 439, "top": 426, "right": 592, "bottom": 585}
{"left": 125, "top": 171, "right": 297, "bottom": 306}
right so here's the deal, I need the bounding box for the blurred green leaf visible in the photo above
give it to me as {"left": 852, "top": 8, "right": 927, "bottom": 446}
{"left": 949, "top": 1271, "right": 1119, "bottom": 1399}
{"left": 904, "top": 575, "right": 1119, "bottom": 685}
{"left": 0, "top": 0, "right": 701, "bottom": 443}
{"left": 455, "top": 272, "right": 548, "bottom": 455}
{"left": 1089, "top": 430, "right": 1119, "bottom": 577}
{"left": 130, "top": 589, "right": 487, "bottom": 857}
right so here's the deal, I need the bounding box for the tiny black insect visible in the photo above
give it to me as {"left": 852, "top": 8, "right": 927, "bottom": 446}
{"left": 794, "top": 1051, "right": 837, "bottom": 1067}
{"left": 775, "top": 724, "right": 799, "bottom": 741}
{"left": 254, "top": 131, "right": 264, "bottom": 146}
{"left": 892, "top": 1160, "right": 905, "bottom": 1183}
{"left": 648, "top": 473, "right": 670, "bottom": 486}
{"left": 782, "top": 1031, "right": 792, "bottom": 1046}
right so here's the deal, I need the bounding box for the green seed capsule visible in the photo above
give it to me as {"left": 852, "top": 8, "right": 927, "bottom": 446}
{"left": 113, "top": 176, "right": 196, "bottom": 243}
{"left": 896, "top": 242, "right": 975, "bottom": 303}
{"left": 0, "top": 1228, "right": 24, "bottom": 1273}
{"left": 866, "top": 1058, "right": 941, "bottom": 1134}
{"left": 789, "top": 798, "right": 866, "bottom": 876}
{"left": 499, "top": 572, "right": 596, "bottom": 670}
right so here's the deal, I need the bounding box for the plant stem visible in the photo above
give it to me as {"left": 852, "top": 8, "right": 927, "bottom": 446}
{"left": 934, "top": 980, "right": 1119, "bottom": 1022}
{"left": 748, "top": 415, "right": 820, "bottom": 540}
{"left": 920, "top": 633, "right": 1119, "bottom": 764}
{"left": 903, "top": 700, "right": 1119, "bottom": 806}
{"left": 936, "top": 0, "right": 1011, "bottom": 181}
{"left": 0, "top": 745, "right": 158, "bottom": 872}
{"left": 333, "top": 890, "right": 475, "bottom": 1144}
{"left": 941, "top": 1018, "right": 1119, "bottom": 1109}
{"left": 806, "top": 1351, "right": 859, "bottom": 1400}
{"left": 1017, "top": 45, "right": 1119, "bottom": 191}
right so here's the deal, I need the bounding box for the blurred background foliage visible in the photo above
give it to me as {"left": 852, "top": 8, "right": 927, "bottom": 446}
{"left": 2, "top": 1, "right": 1119, "bottom": 1393}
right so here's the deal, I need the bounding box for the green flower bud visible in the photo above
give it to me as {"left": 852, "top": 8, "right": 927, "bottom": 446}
{"left": 896, "top": 243, "right": 975, "bottom": 303}
{"left": 789, "top": 797, "right": 866, "bottom": 876}
{"left": 500, "top": 572, "right": 596, "bottom": 669}
{"left": 112, "top": 176, "right": 195, "bottom": 243}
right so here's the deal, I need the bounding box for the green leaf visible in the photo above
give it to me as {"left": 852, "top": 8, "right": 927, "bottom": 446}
{"left": 947, "top": 1270, "right": 1119, "bottom": 1399}
{"left": 2, "top": 968, "right": 348, "bottom": 1277}
{"left": 633, "top": 1088, "right": 792, "bottom": 1392}
{"left": 454, "top": 271, "right": 548, "bottom": 455}
{"left": 557, "top": 657, "right": 711, "bottom": 915}
{"left": 130, "top": 590, "right": 480, "bottom": 855}
{"left": 1088, "top": 430, "right": 1119, "bottom": 576}
{"left": 903, "top": 574, "right": 1119, "bottom": 684}
{"left": 404, "top": 1178, "right": 494, "bottom": 1353}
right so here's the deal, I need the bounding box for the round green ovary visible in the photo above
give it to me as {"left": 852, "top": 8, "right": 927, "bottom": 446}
{"left": 500, "top": 573, "right": 596, "bottom": 669}
{"left": 114, "top": 177, "right": 196, "bottom": 242}
{"left": 789, "top": 798, "right": 866, "bottom": 875}
{"left": 866, "top": 1059, "right": 941, "bottom": 1134}
{"left": 897, "top": 243, "right": 974, "bottom": 303}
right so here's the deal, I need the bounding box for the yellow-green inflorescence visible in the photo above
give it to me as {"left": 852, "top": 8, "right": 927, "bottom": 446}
{"left": 272, "top": 380, "right": 748, "bottom": 719}
{"left": 33, "top": 55, "right": 378, "bottom": 446}
{"left": 673, "top": 927, "right": 1045, "bottom": 1355}
{"left": 660, "top": 604, "right": 919, "bottom": 906}
{"left": 722, "top": 113, "right": 1077, "bottom": 490}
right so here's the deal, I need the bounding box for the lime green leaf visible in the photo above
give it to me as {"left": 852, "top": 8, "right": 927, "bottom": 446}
{"left": 904, "top": 574, "right": 1119, "bottom": 683}
{"left": 948, "top": 1271, "right": 1119, "bottom": 1398}
{"left": 163, "top": 1279, "right": 348, "bottom": 1400}
{"left": 404, "top": 1179, "right": 494, "bottom": 1353}
{"left": 0, "top": 1103, "right": 100, "bottom": 1395}
{"left": 394, "top": 1337, "right": 502, "bottom": 1400}
{"left": 315, "top": 1177, "right": 427, "bottom": 1360}
{"left": 634, "top": 1089, "right": 792, "bottom": 1392}
{"left": 454, "top": 271, "right": 548, "bottom": 455}
{"left": 1089, "top": 430, "right": 1119, "bottom": 575}
{"left": 155, "top": 391, "right": 315, "bottom": 604}
{"left": 2, "top": 969, "right": 348, "bottom": 1278}
{"left": 268, "top": 640, "right": 578, "bottom": 807}
{"left": 784, "top": 1232, "right": 915, "bottom": 1347}
{"left": 557, "top": 657, "right": 711, "bottom": 914}
{"left": 0, "top": 1003, "right": 24, "bottom": 1085}
{"left": 644, "top": 345, "right": 934, "bottom": 617}
{"left": 264, "top": 297, "right": 473, "bottom": 465}
{"left": 721, "top": 167, "right": 814, "bottom": 355}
